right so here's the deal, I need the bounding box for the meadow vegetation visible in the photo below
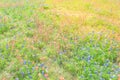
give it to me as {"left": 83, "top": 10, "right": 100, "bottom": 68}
{"left": 0, "top": 0, "right": 120, "bottom": 80}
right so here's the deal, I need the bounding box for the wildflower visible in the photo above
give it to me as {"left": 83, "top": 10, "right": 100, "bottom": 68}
{"left": 29, "top": 75, "right": 32, "bottom": 79}
{"left": 1, "top": 56, "right": 4, "bottom": 60}
{"left": 108, "top": 71, "right": 111, "bottom": 74}
{"left": 94, "top": 71, "right": 98, "bottom": 74}
{"left": 59, "top": 76, "right": 64, "bottom": 80}
{"left": 89, "top": 74, "right": 92, "bottom": 77}
{"left": 21, "top": 44, "right": 24, "bottom": 48}
{"left": 28, "top": 70, "right": 31, "bottom": 74}
{"left": 109, "top": 47, "right": 112, "bottom": 51}
{"left": 94, "top": 62, "right": 97, "bottom": 65}
{"left": 21, "top": 72, "right": 24, "bottom": 77}
{"left": 32, "top": 67, "right": 35, "bottom": 71}
{"left": 86, "top": 55, "right": 91, "bottom": 62}
{"left": 35, "top": 66, "right": 39, "bottom": 70}
{"left": 59, "top": 51, "right": 64, "bottom": 55}
{"left": 6, "top": 44, "right": 9, "bottom": 49}
{"left": 41, "top": 71, "right": 44, "bottom": 75}
{"left": 99, "top": 72, "right": 102, "bottom": 76}
{"left": 15, "top": 78, "right": 19, "bottom": 80}
{"left": 82, "top": 56, "right": 84, "bottom": 60}
{"left": 118, "top": 74, "right": 120, "bottom": 80}
{"left": 106, "top": 59, "right": 110, "bottom": 63}
{"left": 110, "top": 75, "right": 116, "bottom": 79}
{"left": 40, "top": 63, "right": 44, "bottom": 67}
{"left": 23, "top": 60, "right": 26, "bottom": 65}
{"left": 44, "top": 66, "right": 47, "bottom": 69}
{"left": 103, "top": 63, "right": 109, "bottom": 67}
{"left": 0, "top": 16, "right": 2, "bottom": 19}
{"left": 80, "top": 75, "right": 84, "bottom": 78}
{"left": 28, "top": 61, "right": 31, "bottom": 64}
{"left": 100, "top": 78, "right": 105, "bottom": 80}
{"left": 44, "top": 73, "right": 48, "bottom": 78}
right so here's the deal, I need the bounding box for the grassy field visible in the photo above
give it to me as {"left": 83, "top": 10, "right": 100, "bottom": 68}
{"left": 0, "top": 0, "right": 120, "bottom": 80}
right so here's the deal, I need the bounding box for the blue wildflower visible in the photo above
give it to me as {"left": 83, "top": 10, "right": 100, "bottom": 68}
{"left": 41, "top": 71, "right": 44, "bottom": 75}
{"left": 32, "top": 67, "right": 35, "bottom": 71}
{"left": 108, "top": 71, "right": 111, "bottom": 74}
{"left": 103, "top": 63, "right": 109, "bottom": 67}
{"left": 94, "top": 71, "right": 98, "bottom": 74}
{"left": 15, "top": 78, "right": 19, "bottom": 80}
{"left": 23, "top": 60, "right": 26, "bottom": 65}
{"left": 29, "top": 75, "right": 32, "bottom": 79}
{"left": 28, "top": 71, "right": 31, "bottom": 74}
{"left": 40, "top": 63, "right": 44, "bottom": 67}
{"left": 0, "top": 16, "right": 2, "bottom": 19}
{"left": 21, "top": 72, "right": 24, "bottom": 77}
{"left": 110, "top": 75, "right": 116, "bottom": 79}
{"left": 89, "top": 74, "right": 92, "bottom": 77}
{"left": 100, "top": 78, "right": 105, "bottom": 80}
{"left": 6, "top": 44, "right": 9, "bottom": 49}
{"left": 28, "top": 61, "right": 31, "bottom": 64}
{"left": 44, "top": 66, "right": 47, "bottom": 69}
{"left": 80, "top": 75, "right": 84, "bottom": 79}
{"left": 87, "top": 55, "right": 91, "bottom": 60}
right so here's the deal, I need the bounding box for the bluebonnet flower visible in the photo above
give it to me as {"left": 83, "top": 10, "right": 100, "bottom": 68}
{"left": 108, "top": 71, "right": 111, "bottom": 74}
{"left": 28, "top": 61, "right": 31, "bottom": 64}
{"left": 82, "top": 56, "right": 84, "bottom": 60}
{"left": 81, "top": 47, "right": 85, "bottom": 50}
{"left": 40, "top": 63, "right": 44, "bottom": 67}
{"left": 99, "top": 72, "right": 102, "bottom": 76}
{"left": 114, "top": 68, "right": 119, "bottom": 74}
{"left": 29, "top": 75, "right": 32, "bottom": 79}
{"left": 94, "top": 62, "right": 98, "bottom": 65}
{"left": 89, "top": 74, "right": 92, "bottom": 77}
{"left": 15, "top": 78, "right": 19, "bottom": 80}
{"left": 44, "top": 66, "right": 47, "bottom": 69}
{"left": 100, "top": 78, "right": 105, "bottom": 80}
{"left": 94, "top": 71, "right": 98, "bottom": 74}
{"left": 103, "top": 63, "right": 109, "bottom": 67}
{"left": 86, "top": 47, "right": 90, "bottom": 51}
{"left": 0, "top": 16, "right": 2, "bottom": 19}
{"left": 32, "top": 67, "right": 35, "bottom": 71}
{"left": 86, "top": 55, "right": 93, "bottom": 63}
{"left": 21, "top": 72, "right": 24, "bottom": 77}
{"left": 41, "top": 71, "right": 44, "bottom": 75}
{"left": 110, "top": 75, "right": 116, "bottom": 79}
{"left": 80, "top": 75, "right": 84, "bottom": 79}
{"left": 109, "top": 47, "right": 112, "bottom": 51}
{"left": 21, "top": 44, "right": 24, "bottom": 48}
{"left": 1, "top": 56, "right": 4, "bottom": 60}
{"left": 117, "top": 68, "right": 120, "bottom": 72}
{"left": 28, "top": 70, "right": 31, "bottom": 74}
{"left": 106, "top": 59, "right": 110, "bottom": 63}
{"left": 6, "top": 44, "right": 9, "bottom": 49}
{"left": 90, "top": 39, "right": 93, "bottom": 43}
{"left": 23, "top": 60, "right": 26, "bottom": 65}
{"left": 59, "top": 50, "right": 65, "bottom": 55}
